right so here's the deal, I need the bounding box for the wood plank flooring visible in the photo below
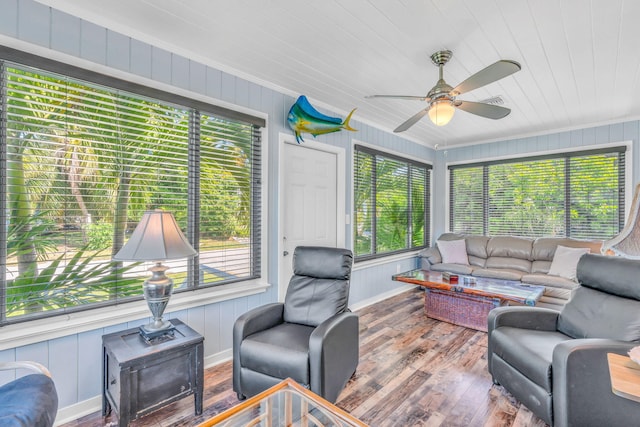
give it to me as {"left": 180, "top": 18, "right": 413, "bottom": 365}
{"left": 60, "top": 288, "right": 547, "bottom": 426}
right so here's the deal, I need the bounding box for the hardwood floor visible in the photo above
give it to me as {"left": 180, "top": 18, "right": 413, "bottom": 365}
{"left": 61, "top": 288, "right": 547, "bottom": 426}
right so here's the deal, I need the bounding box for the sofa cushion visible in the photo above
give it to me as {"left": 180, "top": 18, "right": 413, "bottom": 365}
{"left": 487, "top": 236, "right": 534, "bottom": 260}
{"left": 548, "top": 245, "right": 590, "bottom": 281}
{"left": 430, "top": 263, "right": 474, "bottom": 275}
{"left": 437, "top": 239, "right": 469, "bottom": 265}
{"left": 466, "top": 235, "right": 490, "bottom": 259}
{"left": 485, "top": 256, "right": 532, "bottom": 273}
{"left": 542, "top": 287, "right": 572, "bottom": 301}
{"left": 531, "top": 237, "right": 602, "bottom": 261}
{"left": 536, "top": 296, "right": 567, "bottom": 310}
{"left": 521, "top": 273, "right": 578, "bottom": 291}
{"left": 467, "top": 255, "right": 486, "bottom": 268}
{"left": 472, "top": 268, "right": 524, "bottom": 281}
{"left": 490, "top": 326, "right": 572, "bottom": 392}
{"left": 530, "top": 260, "right": 552, "bottom": 274}
{"left": 557, "top": 286, "right": 640, "bottom": 341}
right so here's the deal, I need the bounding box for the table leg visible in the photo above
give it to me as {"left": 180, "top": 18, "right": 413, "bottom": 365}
{"left": 195, "top": 342, "right": 204, "bottom": 415}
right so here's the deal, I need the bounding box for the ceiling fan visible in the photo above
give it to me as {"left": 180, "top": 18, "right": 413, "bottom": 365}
{"left": 366, "top": 50, "right": 521, "bottom": 131}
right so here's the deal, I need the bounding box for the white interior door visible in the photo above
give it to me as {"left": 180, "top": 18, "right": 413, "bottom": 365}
{"left": 279, "top": 138, "right": 345, "bottom": 301}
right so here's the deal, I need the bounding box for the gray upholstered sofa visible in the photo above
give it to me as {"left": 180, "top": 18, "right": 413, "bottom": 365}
{"left": 487, "top": 254, "right": 640, "bottom": 426}
{"left": 418, "top": 233, "right": 602, "bottom": 310}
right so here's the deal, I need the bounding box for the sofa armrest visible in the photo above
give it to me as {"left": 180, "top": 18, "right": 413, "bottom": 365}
{"left": 233, "top": 303, "right": 284, "bottom": 393}
{"left": 418, "top": 246, "right": 441, "bottom": 269}
{"left": 309, "top": 311, "right": 359, "bottom": 403}
{"left": 552, "top": 339, "right": 638, "bottom": 427}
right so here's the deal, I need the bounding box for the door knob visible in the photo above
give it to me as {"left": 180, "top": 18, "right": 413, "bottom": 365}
{"left": 283, "top": 251, "right": 289, "bottom": 256}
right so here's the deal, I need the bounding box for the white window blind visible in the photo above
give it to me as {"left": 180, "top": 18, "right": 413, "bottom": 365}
{"left": 449, "top": 148, "right": 625, "bottom": 239}
{"left": 0, "top": 54, "right": 263, "bottom": 325}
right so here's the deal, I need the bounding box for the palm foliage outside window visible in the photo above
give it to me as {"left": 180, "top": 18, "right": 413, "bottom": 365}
{"left": 449, "top": 147, "right": 625, "bottom": 239}
{"left": 354, "top": 145, "right": 431, "bottom": 260}
{"left": 0, "top": 52, "right": 264, "bottom": 325}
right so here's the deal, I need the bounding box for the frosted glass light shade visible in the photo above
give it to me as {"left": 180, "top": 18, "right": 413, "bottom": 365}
{"left": 428, "top": 100, "right": 455, "bottom": 126}
{"left": 113, "top": 210, "right": 196, "bottom": 261}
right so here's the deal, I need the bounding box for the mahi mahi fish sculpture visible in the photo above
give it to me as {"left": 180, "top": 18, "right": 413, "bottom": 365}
{"left": 287, "top": 95, "right": 357, "bottom": 143}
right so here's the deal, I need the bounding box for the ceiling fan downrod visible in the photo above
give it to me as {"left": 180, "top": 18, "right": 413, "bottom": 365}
{"left": 427, "top": 50, "right": 454, "bottom": 102}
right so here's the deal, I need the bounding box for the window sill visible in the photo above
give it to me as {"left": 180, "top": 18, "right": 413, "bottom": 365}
{"left": 353, "top": 250, "right": 422, "bottom": 270}
{"left": 0, "top": 280, "right": 271, "bottom": 351}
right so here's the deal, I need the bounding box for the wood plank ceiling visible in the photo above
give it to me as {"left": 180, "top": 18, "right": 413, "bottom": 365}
{"left": 37, "top": 0, "right": 640, "bottom": 148}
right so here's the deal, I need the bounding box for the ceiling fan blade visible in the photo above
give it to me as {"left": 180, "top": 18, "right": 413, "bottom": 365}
{"left": 451, "top": 60, "right": 521, "bottom": 96}
{"left": 394, "top": 108, "right": 430, "bottom": 132}
{"left": 366, "top": 95, "right": 428, "bottom": 101}
{"left": 456, "top": 101, "right": 511, "bottom": 119}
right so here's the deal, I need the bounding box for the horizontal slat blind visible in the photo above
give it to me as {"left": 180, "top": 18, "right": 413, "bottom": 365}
{"left": 449, "top": 148, "right": 625, "bottom": 239}
{"left": 410, "top": 165, "right": 429, "bottom": 248}
{"left": 1, "top": 60, "right": 262, "bottom": 324}
{"left": 488, "top": 158, "right": 565, "bottom": 237}
{"left": 450, "top": 166, "right": 484, "bottom": 234}
{"left": 353, "top": 150, "right": 374, "bottom": 256}
{"left": 197, "top": 113, "right": 258, "bottom": 285}
{"left": 376, "top": 155, "right": 409, "bottom": 254}
{"left": 568, "top": 151, "right": 623, "bottom": 239}
{"left": 354, "top": 145, "right": 431, "bottom": 260}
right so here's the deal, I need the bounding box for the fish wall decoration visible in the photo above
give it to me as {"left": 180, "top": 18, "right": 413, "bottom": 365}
{"left": 287, "top": 95, "right": 357, "bottom": 143}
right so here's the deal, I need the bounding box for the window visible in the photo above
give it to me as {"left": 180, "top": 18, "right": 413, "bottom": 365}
{"left": 0, "top": 49, "right": 264, "bottom": 325}
{"left": 354, "top": 145, "right": 431, "bottom": 260}
{"left": 449, "top": 147, "right": 626, "bottom": 239}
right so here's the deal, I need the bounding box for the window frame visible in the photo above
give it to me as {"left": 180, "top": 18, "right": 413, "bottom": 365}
{"left": 353, "top": 144, "right": 432, "bottom": 262}
{"left": 0, "top": 46, "right": 268, "bottom": 344}
{"left": 447, "top": 144, "right": 629, "bottom": 238}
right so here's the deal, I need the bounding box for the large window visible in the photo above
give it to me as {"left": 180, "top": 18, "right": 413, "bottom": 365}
{"left": 354, "top": 145, "right": 431, "bottom": 260}
{"left": 0, "top": 49, "right": 264, "bottom": 325}
{"left": 449, "top": 147, "right": 625, "bottom": 239}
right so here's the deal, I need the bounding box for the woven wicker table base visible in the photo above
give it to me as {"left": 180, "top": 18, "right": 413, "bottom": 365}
{"left": 424, "top": 289, "right": 507, "bottom": 332}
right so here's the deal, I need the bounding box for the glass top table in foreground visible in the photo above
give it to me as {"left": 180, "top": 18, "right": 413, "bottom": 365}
{"left": 198, "top": 378, "right": 368, "bottom": 427}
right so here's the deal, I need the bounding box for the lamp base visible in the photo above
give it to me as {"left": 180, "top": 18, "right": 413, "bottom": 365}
{"left": 139, "top": 323, "right": 176, "bottom": 343}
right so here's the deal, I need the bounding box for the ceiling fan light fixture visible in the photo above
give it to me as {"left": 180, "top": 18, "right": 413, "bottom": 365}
{"left": 428, "top": 99, "right": 455, "bottom": 126}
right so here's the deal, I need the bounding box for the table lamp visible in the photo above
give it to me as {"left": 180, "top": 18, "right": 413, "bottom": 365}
{"left": 113, "top": 209, "right": 197, "bottom": 340}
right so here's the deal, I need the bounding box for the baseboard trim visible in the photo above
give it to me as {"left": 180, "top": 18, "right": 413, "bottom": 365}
{"left": 53, "top": 349, "right": 234, "bottom": 426}
{"left": 350, "top": 284, "right": 418, "bottom": 312}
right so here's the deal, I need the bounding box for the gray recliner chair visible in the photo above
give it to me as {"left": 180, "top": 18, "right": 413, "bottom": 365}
{"left": 233, "top": 246, "right": 358, "bottom": 403}
{"left": 488, "top": 253, "right": 640, "bottom": 427}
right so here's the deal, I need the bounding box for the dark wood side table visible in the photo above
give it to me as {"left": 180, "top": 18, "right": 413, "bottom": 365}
{"left": 102, "top": 319, "right": 204, "bottom": 426}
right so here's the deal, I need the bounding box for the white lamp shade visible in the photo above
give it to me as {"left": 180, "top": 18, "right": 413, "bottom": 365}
{"left": 113, "top": 210, "right": 197, "bottom": 261}
{"left": 428, "top": 100, "right": 455, "bottom": 126}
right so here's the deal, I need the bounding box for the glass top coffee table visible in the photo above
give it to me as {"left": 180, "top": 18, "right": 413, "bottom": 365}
{"left": 198, "top": 378, "right": 368, "bottom": 427}
{"left": 393, "top": 269, "right": 545, "bottom": 331}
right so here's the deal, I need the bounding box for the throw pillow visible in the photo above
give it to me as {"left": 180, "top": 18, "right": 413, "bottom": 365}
{"left": 548, "top": 245, "right": 590, "bottom": 281}
{"left": 437, "top": 239, "right": 469, "bottom": 265}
